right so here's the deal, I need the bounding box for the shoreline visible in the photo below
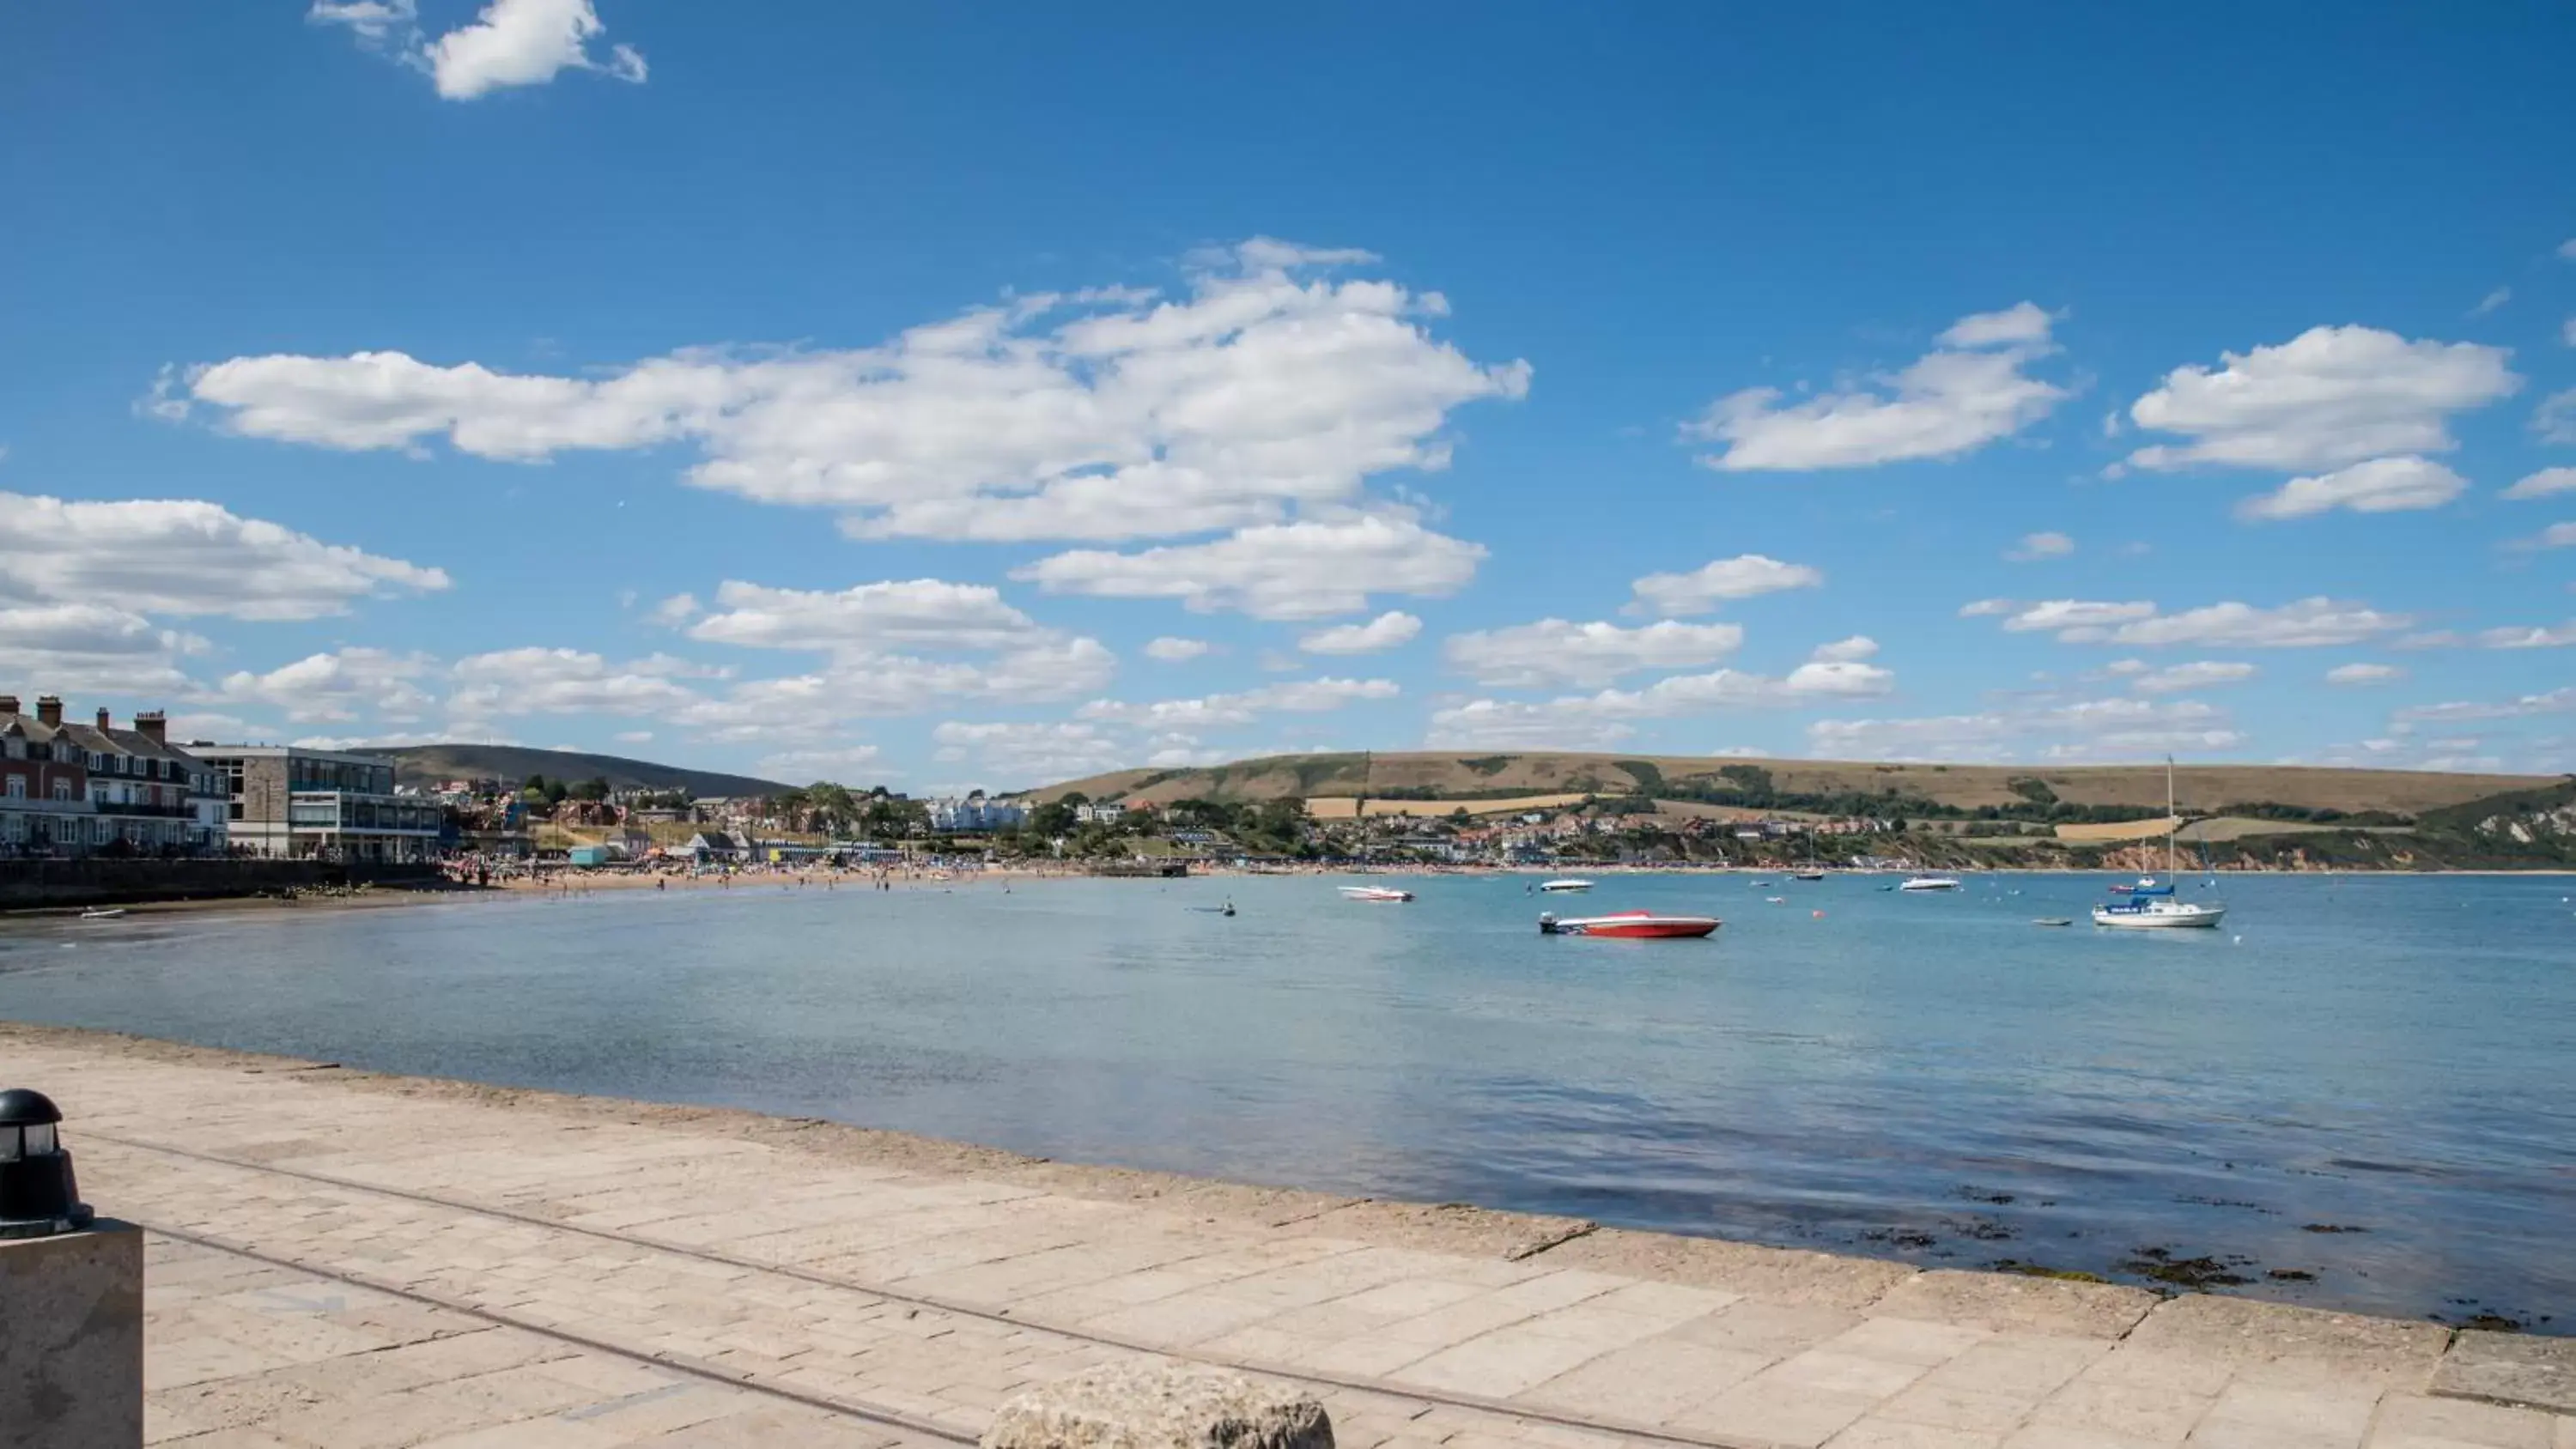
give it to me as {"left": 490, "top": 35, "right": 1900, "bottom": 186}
{"left": 27, "top": 1020, "right": 2576, "bottom": 1443}
{"left": 8, "top": 857, "right": 2569, "bottom": 922}
{"left": 5, "top": 1016, "right": 2564, "bottom": 1341}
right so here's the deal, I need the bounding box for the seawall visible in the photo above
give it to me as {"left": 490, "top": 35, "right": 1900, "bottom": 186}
{"left": 0, "top": 859, "right": 445, "bottom": 909}
{"left": 5, "top": 1019, "right": 2572, "bottom": 1446}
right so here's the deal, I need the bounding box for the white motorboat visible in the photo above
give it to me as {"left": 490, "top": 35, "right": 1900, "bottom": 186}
{"left": 1898, "top": 875, "right": 1961, "bottom": 892}
{"left": 78, "top": 906, "right": 128, "bottom": 920}
{"left": 2093, "top": 759, "right": 2227, "bottom": 930}
{"left": 1536, "top": 879, "right": 1594, "bottom": 894}
{"left": 1339, "top": 885, "right": 1415, "bottom": 903}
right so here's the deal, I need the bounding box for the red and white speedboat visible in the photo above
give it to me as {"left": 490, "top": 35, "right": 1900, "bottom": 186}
{"left": 1339, "top": 885, "right": 1416, "bottom": 903}
{"left": 1539, "top": 910, "right": 1719, "bottom": 939}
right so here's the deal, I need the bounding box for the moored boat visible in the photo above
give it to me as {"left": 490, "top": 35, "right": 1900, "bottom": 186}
{"left": 78, "top": 906, "right": 127, "bottom": 920}
{"left": 2091, "top": 883, "right": 2225, "bottom": 929}
{"left": 2092, "top": 758, "right": 2228, "bottom": 931}
{"left": 1536, "top": 879, "right": 1594, "bottom": 894}
{"left": 1540, "top": 910, "right": 1719, "bottom": 939}
{"left": 1338, "top": 885, "right": 1415, "bottom": 903}
{"left": 1898, "top": 875, "right": 1961, "bottom": 891}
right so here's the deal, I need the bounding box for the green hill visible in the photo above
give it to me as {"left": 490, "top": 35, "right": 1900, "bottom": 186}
{"left": 1031, "top": 750, "right": 2557, "bottom": 820}
{"left": 377, "top": 743, "right": 787, "bottom": 798}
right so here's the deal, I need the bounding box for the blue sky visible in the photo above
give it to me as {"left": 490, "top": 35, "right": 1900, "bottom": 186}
{"left": 3, "top": 3, "right": 2572, "bottom": 789}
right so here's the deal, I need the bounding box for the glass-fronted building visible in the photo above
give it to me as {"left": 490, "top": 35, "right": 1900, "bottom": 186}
{"left": 190, "top": 745, "right": 443, "bottom": 862}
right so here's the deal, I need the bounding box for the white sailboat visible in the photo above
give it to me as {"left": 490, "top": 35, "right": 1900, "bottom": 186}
{"left": 2092, "top": 758, "right": 2227, "bottom": 930}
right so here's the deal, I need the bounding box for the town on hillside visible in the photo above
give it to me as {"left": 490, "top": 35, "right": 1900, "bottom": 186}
{"left": 7, "top": 693, "right": 2572, "bottom": 875}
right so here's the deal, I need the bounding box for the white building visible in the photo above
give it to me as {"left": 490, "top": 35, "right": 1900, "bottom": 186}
{"left": 927, "top": 791, "right": 1027, "bottom": 832}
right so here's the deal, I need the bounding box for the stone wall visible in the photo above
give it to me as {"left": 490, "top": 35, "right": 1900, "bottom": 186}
{"left": 0, "top": 859, "right": 441, "bottom": 908}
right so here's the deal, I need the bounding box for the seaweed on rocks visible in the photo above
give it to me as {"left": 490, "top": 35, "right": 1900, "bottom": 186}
{"left": 1990, "top": 1260, "right": 2111, "bottom": 1283}
{"left": 2119, "top": 1246, "right": 2254, "bottom": 1289}
{"left": 2300, "top": 1222, "right": 2370, "bottom": 1234}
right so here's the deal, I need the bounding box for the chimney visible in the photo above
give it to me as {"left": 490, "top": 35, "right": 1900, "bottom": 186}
{"left": 36, "top": 696, "right": 62, "bottom": 728}
{"left": 136, "top": 711, "right": 167, "bottom": 743}
{"left": 0, "top": 695, "right": 16, "bottom": 717}
{"left": 96, "top": 708, "right": 112, "bottom": 731}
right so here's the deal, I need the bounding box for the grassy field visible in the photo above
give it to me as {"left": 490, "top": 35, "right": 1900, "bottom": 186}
{"left": 1303, "top": 792, "right": 1593, "bottom": 820}
{"left": 2054, "top": 816, "right": 2184, "bottom": 842}
{"left": 1035, "top": 750, "right": 2554, "bottom": 818}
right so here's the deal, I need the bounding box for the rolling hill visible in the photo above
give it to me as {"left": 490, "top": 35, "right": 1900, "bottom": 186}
{"left": 376, "top": 744, "right": 787, "bottom": 798}
{"left": 1028, "top": 750, "right": 2558, "bottom": 819}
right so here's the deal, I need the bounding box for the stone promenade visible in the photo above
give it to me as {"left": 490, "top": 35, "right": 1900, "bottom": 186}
{"left": 6, "top": 1023, "right": 2571, "bottom": 1449}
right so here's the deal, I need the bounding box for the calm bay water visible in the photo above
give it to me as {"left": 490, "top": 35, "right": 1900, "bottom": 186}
{"left": 3, "top": 870, "right": 2570, "bottom": 1327}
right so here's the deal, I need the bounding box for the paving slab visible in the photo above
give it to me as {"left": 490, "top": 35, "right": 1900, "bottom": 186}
{"left": 2433, "top": 1333, "right": 2576, "bottom": 1416}
{"left": 2123, "top": 1293, "right": 2451, "bottom": 1390}
{"left": 1542, "top": 1227, "right": 1917, "bottom": 1311}
{"left": 1869, "top": 1271, "right": 2158, "bottom": 1340}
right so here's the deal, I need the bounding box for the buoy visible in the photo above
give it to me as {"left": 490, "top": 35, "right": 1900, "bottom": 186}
{"left": 1812, "top": 909, "right": 1825, "bottom": 919}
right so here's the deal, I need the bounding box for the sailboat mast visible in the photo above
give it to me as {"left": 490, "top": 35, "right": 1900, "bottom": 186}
{"left": 2166, "top": 755, "right": 2177, "bottom": 877}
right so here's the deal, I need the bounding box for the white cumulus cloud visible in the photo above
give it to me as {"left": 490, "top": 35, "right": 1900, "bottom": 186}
{"left": 2124, "top": 325, "right": 2518, "bottom": 472}
{"left": 2503, "top": 467, "right": 2576, "bottom": 500}
{"left": 1809, "top": 697, "right": 2243, "bottom": 764}
{"left": 685, "top": 579, "right": 1050, "bottom": 654}
{"left": 1687, "top": 303, "right": 2067, "bottom": 471}
{"left": 2007, "top": 530, "right": 2075, "bottom": 561}
{"left": 0, "top": 603, "right": 204, "bottom": 694}
{"left": 2477, "top": 622, "right": 2576, "bottom": 649}
{"left": 212, "top": 648, "right": 439, "bottom": 723}
{"left": 1626, "top": 554, "right": 1822, "bottom": 617}
{"left": 2233, "top": 456, "right": 2467, "bottom": 521}
{"left": 1443, "top": 619, "right": 1746, "bottom": 688}
{"left": 1298, "top": 610, "right": 1421, "bottom": 655}
{"left": 179, "top": 242, "right": 1528, "bottom": 545}
{"left": 2127, "top": 660, "right": 2257, "bottom": 694}
{"left": 932, "top": 721, "right": 1133, "bottom": 788}
{"left": 1144, "top": 636, "right": 1212, "bottom": 663}
{"left": 2325, "top": 663, "right": 2403, "bottom": 685}
{"left": 1018, "top": 513, "right": 1483, "bottom": 620}
{"left": 1426, "top": 661, "right": 1894, "bottom": 749}
{"left": 0, "top": 492, "right": 448, "bottom": 621}
{"left": 312, "top": 0, "right": 647, "bottom": 101}
{"left": 1990, "top": 597, "right": 2412, "bottom": 648}
{"left": 1809, "top": 635, "right": 1880, "bottom": 663}
{"left": 1078, "top": 677, "right": 1399, "bottom": 730}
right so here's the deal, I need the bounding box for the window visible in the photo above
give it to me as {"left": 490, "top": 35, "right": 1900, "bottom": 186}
{"left": 52, "top": 779, "right": 71, "bottom": 802}
{"left": 4, "top": 778, "right": 19, "bottom": 799}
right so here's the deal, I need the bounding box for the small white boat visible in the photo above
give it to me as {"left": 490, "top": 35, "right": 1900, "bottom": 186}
{"left": 2093, "top": 891, "right": 2226, "bottom": 929}
{"left": 1339, "top": 885, "right": 1415, "bottom": 903}
{"left": 1536, "top": 879, "right": 1595, "bottom": 894}
{"left": 1540, "top": 910, "right": 1720, "bottom": 939}
{"left": 2092, "top": 760, "right": 2228, "bottom": 931}
{"left": 1898, "top": 876, "right": 1961, "bottom": 892}
{"left": 78, "top": 907, "right": 128, "bottom": 920}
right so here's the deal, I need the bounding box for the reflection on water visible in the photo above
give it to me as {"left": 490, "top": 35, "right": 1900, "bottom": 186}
{"left": 2, "top": 870, "right": 2569, "bottom": 1329}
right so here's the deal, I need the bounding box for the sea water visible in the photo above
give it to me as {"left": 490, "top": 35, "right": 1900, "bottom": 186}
{"left": 3, "top": 870, "right": 2568, "bottom": 1328}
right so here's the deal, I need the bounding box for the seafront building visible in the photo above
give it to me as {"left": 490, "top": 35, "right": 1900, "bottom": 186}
{"left": 186, "top": 743, "right": 442, "bottom": 863}
{"left": 0, "top": 694, "right": 227, "bottom": 856}
{"left": 927, "top": 791, "right": 1027, "bottom": 832}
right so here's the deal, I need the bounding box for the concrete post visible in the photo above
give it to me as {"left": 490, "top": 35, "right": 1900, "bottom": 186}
{"left": 0, "top": 1219, "right": 143, "bottom": 1449}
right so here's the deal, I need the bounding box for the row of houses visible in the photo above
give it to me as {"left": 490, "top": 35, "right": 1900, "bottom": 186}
{"left": 0, "top": 695, "right": 224, "bottom": 857}
{"left": 927, "top": 791, "right": 1028, "bottom": 832}
{"left": 2, "top": 693, "right": 442, "bottom": 863}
